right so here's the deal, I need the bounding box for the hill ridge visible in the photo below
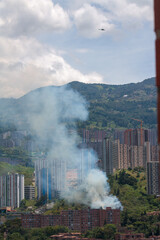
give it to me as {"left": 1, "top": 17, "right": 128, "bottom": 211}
{"left": 0, "top": 77, "right": 157, "bottom": 131}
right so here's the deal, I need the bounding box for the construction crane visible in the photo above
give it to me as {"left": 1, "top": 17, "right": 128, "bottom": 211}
{"left": 154, "top": 0, "right": 160, "bottom": 192}
{"left": 131, "top": 118, "right": 143, "bottom": 146}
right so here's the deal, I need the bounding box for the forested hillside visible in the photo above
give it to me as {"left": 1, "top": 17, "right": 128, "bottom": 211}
{"left": 0, "top": 77, "right": 157, "bottom": 131}
{"left": 69, "top": 77, "right": 157, "bottom": 129}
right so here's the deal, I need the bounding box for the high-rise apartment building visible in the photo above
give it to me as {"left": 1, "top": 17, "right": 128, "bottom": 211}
{"left": 102, "top": 138, "right": 151, "bottom": 173}
{"left": 102, "top": 139, "right": 120, "bottom": 175}
{"left": 81, "top": 129, "right": 107, "bottom": 144}
{"left": 148, "top": 129, "right": 157, "bottom": 146}
{"left": 144, "top": 142, "right": 151, "bottom": 163}
{"left": 119, "top": 144, "right": 130, "bottom": 169}
{"left": 144, "top": 143, "right": 160, "bottom": 195}
{"left": 0, "top": 173, "right": 24, "bottom": 208}
{"left": 151, "top": 145, "right": 159, "bottom": 161}
{"left": 145, "top": 143, "right": 160, "bottom": 195}
{"left": 35, "top": 148, "right": 96, "bottom": 200}
{"left": 35, "top": 158, "right": 66, "bottom": 200}
{"left": 147, "top": 161, "right": 159, "bottom": 195}
{"left": 124, "top": 129, "right": 149, "bottom": 146}
{"left": 114, "top": 128, "right": 151, "bottom": 146}
{"left": 130, "top": 145, "right": 144, "bottom": 168}
{"left": 114, "top": 130, "right": 125, "bottom": 144}
{"left": 80, "top": 129, "right": 108, "bottom": 161}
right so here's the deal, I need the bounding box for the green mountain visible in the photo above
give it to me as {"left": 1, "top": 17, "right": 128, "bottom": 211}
{"left": 68, "top": 77, "right": 157, "bottom": 129}
{"left": 0, "top": 77, "right": 157, "bottom": 131}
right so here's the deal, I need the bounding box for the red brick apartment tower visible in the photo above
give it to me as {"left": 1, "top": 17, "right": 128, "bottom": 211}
{"left": 154, "top": 0, "right": 160, "bottom": 193}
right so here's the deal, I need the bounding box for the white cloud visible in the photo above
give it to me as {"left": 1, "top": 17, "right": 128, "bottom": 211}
{"left": 0, "top": 0, "right": 154, "bottom": 98}
{"left": 107, "top": 0, "right": 153, "bottom": 26}
{"left": 73, "top": 4, "right": 115, "bottom": 38}
{"left": 0, "top": 37, "right": 103, "bottom": 98}
{"left": 0, "top": 0, "right": 153, "bottom": 38}
{"left": 75, "top": 49, "right": 90, "bottom": 53}
{"left": 0, "top": 0, "right": 71, "bottom": 37}
{"left": 70, "top": 0, "right": 153, "bottom": 36}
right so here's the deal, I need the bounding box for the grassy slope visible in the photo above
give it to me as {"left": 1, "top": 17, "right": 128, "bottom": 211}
{"left": 0, "top": 162, "right": 34, "bottom": 186}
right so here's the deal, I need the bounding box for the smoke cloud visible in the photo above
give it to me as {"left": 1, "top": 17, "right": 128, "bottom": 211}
{"left": 0, "top": 84, "right": 122, "bottom": 210}
{"left": 63, "top": 169, "right": 122, "bottom": 210}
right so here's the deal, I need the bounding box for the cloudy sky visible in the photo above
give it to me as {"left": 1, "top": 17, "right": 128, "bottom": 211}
{"left": 0, "top": 0, "right": 155, "bottom": 98}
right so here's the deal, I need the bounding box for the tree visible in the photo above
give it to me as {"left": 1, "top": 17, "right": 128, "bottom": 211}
{"left": 0, "top": 219, "right": 22, "bottom": 235}
{"left": 7, "top": 232, "right": 24, "bottom": 240}
{"left": 0, "top": 234, "right": 3, "bottom": 240}
{"left": 118, "top": 170, "right": 137, "bottom": 188}
{"left": 35, "top": 194, "right": 47, "bottom": 206}
{"left": 104, "top": 224, "right": 116, "bottom": 240}
{"left": 121, "top": 209, "right": 129, "bottom": 226}
{"left": 92, "top": 227, "right": 104, "bottom": 239}
{"left": 20, "top": 199, "right": 27, "bottom": 210}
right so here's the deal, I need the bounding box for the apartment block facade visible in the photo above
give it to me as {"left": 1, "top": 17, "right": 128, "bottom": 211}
{"left": 0, "top": 173, "right": 24, "bottom": 208}
{"left": 147, "top": 161, "right": 159, "bottom": 195}
{"left": 102, "top": 139, "right": 151, "bottom": 175}
{"left": 35, "top": 147, "right": 96, "bottom": 200}
{"left": 24, "top": 186, "right": 35, "bottom": 200}
{"left": 102, "top": 139, "right": 120, "bottom": 175}
{"left": 21, "top": 207, "right": 121, "bottom": 231}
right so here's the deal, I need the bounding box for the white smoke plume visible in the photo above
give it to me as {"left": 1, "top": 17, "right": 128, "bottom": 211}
{"left": 0, "top": 84, "right": 122, "bottom": 210}
{"left": 63, "top": 169, "right": 123, "bottom": 210}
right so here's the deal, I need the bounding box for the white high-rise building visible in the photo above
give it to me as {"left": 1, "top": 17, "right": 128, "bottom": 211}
{"left": 35, "top": 151, "right": 95, "bottom": 200}
{"left": 0, "top": 173, "right": 24, "bottom": 208}
{"left": 35, "top": 158, "right": 66, "bottom": 200}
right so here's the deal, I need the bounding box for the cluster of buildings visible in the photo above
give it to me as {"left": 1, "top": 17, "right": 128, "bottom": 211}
{"left": 0, "top": 128, "right": 159, "bottom": 210}
{"left": 106, "top": 130, "right": 159, "bottom": 195}
{"left": 35, "top": 148, "right": 95, "bottom": 200}
{"left": 21, "top": 207, "right": 120, "bottom": 231}
{"left": 81, "top": 129, "right": 159, "bottom": 195}
{"left": 81, "top": 129, "right": 158, "bottom": 173}
{"left": 0, "top": 130, "right": 35, "bottom": 152}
